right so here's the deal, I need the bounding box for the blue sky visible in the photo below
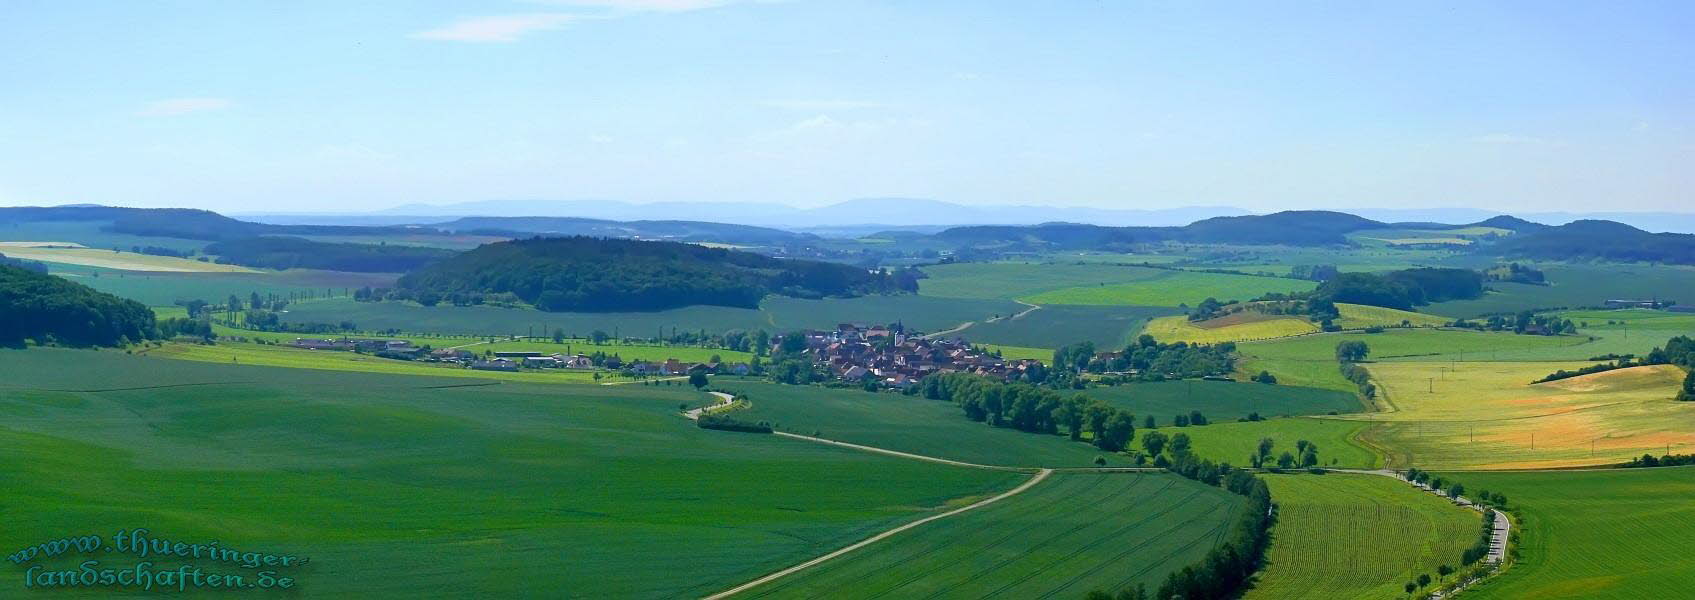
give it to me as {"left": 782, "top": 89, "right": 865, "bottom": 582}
{"left": 1, "top": 1, "right": 1690, "bottom": 213}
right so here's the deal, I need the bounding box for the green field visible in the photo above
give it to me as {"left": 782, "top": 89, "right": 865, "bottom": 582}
{"left": 955, "top": 304, "right": 1179, "bottom": 349}
{"left": 1439, "top": 468, "right": 1695, "bottom": 599}
{"left": 1020, "top": 270, "right": 1316, "bottom": 307}
{"left": 1424, "top": 263, "right": 1695, "bottom": 318}
{"left": 279, "top": 294, "right": 1023, "bottom": 338}
{"left": 1083, "top": 379, "right": 1361, "bottom": 423}
{"left": 716, "top": 381, "right": 1130, "bottom": 467}
{"left": 736, "top": 472, "right": 1242, "bottom": 599}
{"left": 1236, "top": 329, "right": 1594, "bottom": 393}
{"left": 0, "top": 348, "right": 1024, "bottom": 598}
{"left": 47, "top": 263, "right": 395, "bottom": 307}
{"left": 1133, "top": 418, "right": 1382, "bottom": 469}
{"left": 1247, "top": 473, "right": 1481, "bottom": 600}
{"left": 146, "top": 341, "right": 628, "bottom": 384}
{"left": 476, "top": 339, "right": 753, "bottom": 363}
{"left": 917, "top": 262, "right": 1167, "bottom": 300}
{"left": 1143, "top": 314, "right": 1320, "bottom": 344}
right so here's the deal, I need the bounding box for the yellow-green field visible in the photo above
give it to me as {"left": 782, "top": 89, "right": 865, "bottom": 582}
{"left": 1019, "top": 270, "right": 1315, "bottom": 307}
{"left": 979, "top": 344, "right": 1053, "bottom": 361}
{"left": 1351, "top": 362, "right": 1695, "bottom": 469}
{"left": 477, "top": 339, "right": 754, "bottom": 363}
{"left": 1334, "top": 303, "right": 1450, "bottom": 329}
{"left": 1360, "top": 236, "right": 1473, "bottom": 246}
{"left": 0, "top": 246, "right": 256, "bottom": 272}
{"left": 1143, "top": 314, "right": 1319, "bottom": 344}
{"left": 1247, "top": 473, "right": 1480, "bottom": 600}
{"left": 148, "top": 342, "right": 631, "bottom": 384}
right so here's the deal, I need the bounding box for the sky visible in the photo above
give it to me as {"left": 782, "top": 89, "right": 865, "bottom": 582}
{"left": 1, "top": 1, "right": 1691, "bottom": 214}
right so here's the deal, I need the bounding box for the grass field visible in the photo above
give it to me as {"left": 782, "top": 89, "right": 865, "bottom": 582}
{"left": 279, "top": 294, "right": 1023, "bottom": 338}
{"left": 1334, "top": 303, "right": 1451, "bottom": 329}
{"left": 1143, "top": 314, "right": 1319, "bottom": 344}
{"left": 917, "top": 262, "right": 1167, "bottom": 300}
{"left": 1246, "top": 473, "right": 1481, "bottom": 600}
{"left": 979, "top": 344, "right": 1054, "bottom": 361}
{"left": 0, "top": 348, "right": 1024, "bottom": 598}
{"left": 1354, "top": 362, "right": 1694, "bottom": 469}
{"left": 1132, "top": 418, "right": 1381, "bottom": 469}
{"left": 1438, "top": 468, "right": 1695, "bottom": 599}
{"left": 1083, "top": 379, "right": 1361, "bottom": 423}
{"left": 957, "top": 304, "right": 1180, "bottom": 349}
{"left": 716, "top": 381, "right": 1130, "bottom": 467}
{"left": 2, "top": 246, "right": 256, "bottom": 272}
{"left": 1020, "top": 270, "right": 1316, "bottom": 307}
{"left": 736, "top": 472, "right": 1243, "bottom": 599}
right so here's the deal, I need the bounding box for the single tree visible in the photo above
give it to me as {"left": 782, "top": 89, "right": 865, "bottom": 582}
{"left": 1141, "top": 430, "right": 1169, "bottom": 457}
{"left": 1143, "top": 415, "right": 1157, "bottom": 429}
{"left": 1437, "top": 564, "right": 1454, "bottom": 580}
{"left": 1405, "top": 582, "right": 1417, "bottom": 595}
{"left": 688, "top": 371, "right": 708, "bottom": 389}
{"left": 1169, "top": 432, "right": 1192, "bottom": 456}
{"left": 1417, "top": 573, "right": 1432, "bottom": 589}
{"left": 1336, "top": 340, "right": 1371, "bottom": 362}
{"left": 1277, "top": 451, "right": 1296, "bottom": 469}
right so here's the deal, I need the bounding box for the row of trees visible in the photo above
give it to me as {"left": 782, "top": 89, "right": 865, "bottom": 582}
{"left": 1052, "top": 335, "right": 1235, "bottom": 380}
{"left": 919, "top": 373, "right": 1139, "bottom": 451}
{"left": 1450, "top": 311, "right": 1577, "bottom": 336}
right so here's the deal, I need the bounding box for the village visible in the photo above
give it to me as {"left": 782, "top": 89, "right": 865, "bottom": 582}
{"left": 287, "top": 322, "right": 1040, "bottom": 388}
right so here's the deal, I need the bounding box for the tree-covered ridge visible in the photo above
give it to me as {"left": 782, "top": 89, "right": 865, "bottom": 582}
{"left": 0, "top": 264, "right": 156, "bottom": 347}
{"left": 0, "top": 252, "right": 49, "bottom": 273}
{"left": 933, "top": 210, "right": 1392, "bottom": 249}
{"left": 206, "top": 236, "right": 457, "bottom": 272}
{"left": 1486, "top": 220, "right": 1695, "bottom": 265}
{"left": 396, "top": 236, "right": 913, "bottom": 312}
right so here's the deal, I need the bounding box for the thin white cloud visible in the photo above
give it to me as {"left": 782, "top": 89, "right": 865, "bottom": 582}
{"left": 411, "top": 13, "right": 582, "bottom": 43}
{"left": 762, "top": 99, "right": 887, "bottom": 111}
{"left": 136, "top": 98, "right": 231, "bottom": 117}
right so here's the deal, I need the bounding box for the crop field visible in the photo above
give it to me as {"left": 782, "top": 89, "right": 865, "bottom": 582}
{"left": 1, "top": 246, "right": 256, "bottom": 272}
{"left": 1246, "top": 473, "right": 1481, "bottom": 600}
{"left": 279, "top": 295, "right": 1022, "bottom": 338}
{"left": 1236, "top": 329, "right": 1595, "bottom": 393}
{"left": 1143, "top": 314, "right": 1319, "bottom": 344}
{"left": 1353, "top": 362, "right": 1694, "bottom": 469}
{"left": 949, "top": 304, "right": 1179, "bottom": 349}
{"left": 0, "top": 348, "right": 1024, "bottom": 598}
{"left": 716, "top": 381, "right": 1129, "bottom": 467}
{"left": 1020, "top": 270, "right": 1315, "bottom": 307}
{"left": 146, "top": 341, "right": 628, "bottom": 384}
{"left": 1424, "top": 263, "right": 1695, "bottom": 318}
{"left": 1083, "top": 379, "right": 1360, "bottom": 423}
{"left": 978, "top": 344, "right": 1053, "bottom": 361}
{"left": 47, "top": 263, "right": 396, "bottom": 307}
{"left": 917, "top": 262, "right": 1167, "bottom": 300}
{"left": 736, "top": 472, "right": 1242, "bottom": 599}
{"left": 1334, "top": 303, "right": 1451, "bottom": 329}
{"left": 1439, "top": 468, "right": 1695, "bottom": 599}
{"left": 1132, "top": 418, "right": 1381, "bottom": 468}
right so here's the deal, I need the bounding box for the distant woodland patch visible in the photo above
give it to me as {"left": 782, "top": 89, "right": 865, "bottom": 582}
{"left": 206, "top": 237, "right": 456, "bottom": 272}
{"left": 0, "top": 263, "right": 156, "bottom": 347}
{"left": 395, "top": 236, "right": 914, "bottom": 312}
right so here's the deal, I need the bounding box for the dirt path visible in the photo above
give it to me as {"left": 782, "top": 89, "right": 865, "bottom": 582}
{"left": 921, "top": 320, "right": 976, "bottom": 340}
{"left": 702, "top": 468, "right": 1054, "bottom": 600}
{"left": 684, "top": 391, "right": 736, "bottom": 420}
{"left": 772, "top": 432, "right": 1034, "bottom": 472}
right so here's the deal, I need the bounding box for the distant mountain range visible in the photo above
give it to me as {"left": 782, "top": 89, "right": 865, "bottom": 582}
{"left": 235, "top": 199, "right": 1695, "bottom": 234}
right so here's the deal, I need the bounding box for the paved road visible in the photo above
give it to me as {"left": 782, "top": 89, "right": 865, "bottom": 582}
{"left": 683, "top": 391, "right": 736, "bottom": 420}
{"left": 701, "top": 468, "right": 1054, "bottom": 600}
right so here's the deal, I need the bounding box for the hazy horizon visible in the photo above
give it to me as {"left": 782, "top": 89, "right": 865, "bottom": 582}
{"left": 3, "top": 1, "right": 1690, "bottom": 214}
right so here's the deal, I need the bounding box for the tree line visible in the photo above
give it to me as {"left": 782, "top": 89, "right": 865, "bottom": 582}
{"left": 206, "top": 236, "right": 456, "bottom": 273}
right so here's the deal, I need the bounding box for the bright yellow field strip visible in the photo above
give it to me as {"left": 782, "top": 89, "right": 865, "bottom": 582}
{"left": 0, "top": 247, "right": 256, "bottom": 272}
{"left": 0, "top": 241, "right": 90, "bottom": 248}
{"left": 1335, "top": 303, "right": 1451, "bottom": 329}
{"left": 1143, "top": 315, "right": 1320, "bottom": 344}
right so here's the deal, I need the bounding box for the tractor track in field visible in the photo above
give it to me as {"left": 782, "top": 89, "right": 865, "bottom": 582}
{"left": 701, "top": 468, "right": 1053, "bottom": 600}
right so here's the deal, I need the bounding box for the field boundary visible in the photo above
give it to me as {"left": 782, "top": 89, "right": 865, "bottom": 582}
{"left": 702, "top": 468, "right": 1054, "bottom": 600}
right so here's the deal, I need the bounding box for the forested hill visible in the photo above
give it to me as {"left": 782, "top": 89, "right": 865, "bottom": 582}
{"left": 206, "top": 237, "right": 456, "bottom": 272}
{"left": 396, "top": 236, "right": 913, "bottom": 312}
{"left": 0, "top": 205, "right": 432, "bottom": 241}
{"left": 934, "top": 210, "right": 1391, "bottom": 249}
{"left": 0, "top": 264, "right": 156, "bottom": 347}
{"left": 1486, "top": 220, "right": 1695, "bottom": 265}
